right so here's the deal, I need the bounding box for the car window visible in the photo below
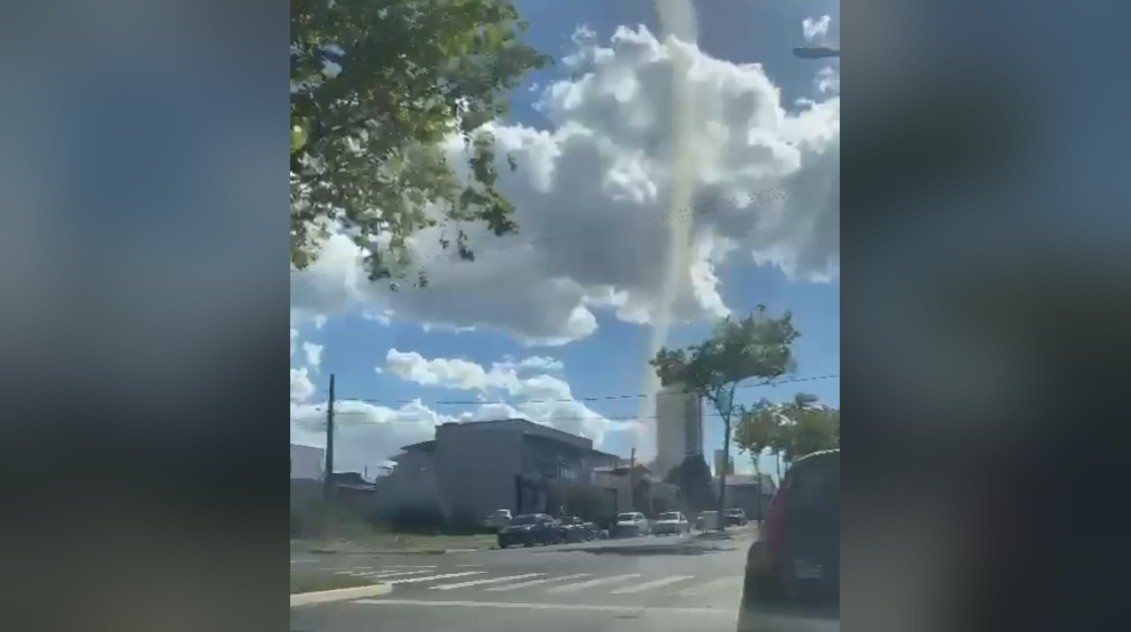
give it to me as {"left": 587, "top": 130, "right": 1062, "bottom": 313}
{"left": 788, "top": 456, "right": 840, "bottom": 515}
{"left": 509, "top": 514, "right": 538, "bottom": 525}
{"left": 659, "top": 512, "right": 680, "bottom": 520}
{"left": 616, "top": 513, "right": 636, "bottom": 521}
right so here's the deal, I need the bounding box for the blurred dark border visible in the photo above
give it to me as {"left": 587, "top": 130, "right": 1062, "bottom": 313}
{"left": 842, "top": 2, "right": 1131, "bottom": 631}
{"left": 0, "top": 1, "right": 288, "bottom": 631}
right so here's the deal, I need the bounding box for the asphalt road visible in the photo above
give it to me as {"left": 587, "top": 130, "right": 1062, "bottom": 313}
{"left": 292, "top": 530, "right": 758, "bottom": 632}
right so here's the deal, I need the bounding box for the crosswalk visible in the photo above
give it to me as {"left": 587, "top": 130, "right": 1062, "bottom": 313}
{"left": 322, "top": 565, "right": 742, "bottom": 600}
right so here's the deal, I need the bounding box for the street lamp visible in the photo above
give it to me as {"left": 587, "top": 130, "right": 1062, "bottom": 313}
{"left": 793, "top": 46, "right": 840, "bottom": 59}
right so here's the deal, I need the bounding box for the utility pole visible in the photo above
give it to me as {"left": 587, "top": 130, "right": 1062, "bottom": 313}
{"left": 323, "top": 373, "right": 336, "bottom": 501}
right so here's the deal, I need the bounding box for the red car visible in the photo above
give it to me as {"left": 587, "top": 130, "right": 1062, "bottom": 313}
{"left": 738, "top": 449, "right": 839, "bottom": 631}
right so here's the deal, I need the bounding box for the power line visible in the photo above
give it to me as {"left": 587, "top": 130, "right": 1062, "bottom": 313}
{"left": 301, "top": 373, "right": 838, "bottom": 410}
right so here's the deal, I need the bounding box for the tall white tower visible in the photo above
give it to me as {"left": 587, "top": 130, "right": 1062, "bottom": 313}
{"left": 654, "top": 380, "right": 704, "bottom": 479}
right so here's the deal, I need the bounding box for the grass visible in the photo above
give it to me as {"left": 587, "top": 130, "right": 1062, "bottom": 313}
{"left": 290, "top": 571, "right": 377, "bottom": 594}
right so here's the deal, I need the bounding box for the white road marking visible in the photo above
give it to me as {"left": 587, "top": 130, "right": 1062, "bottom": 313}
{"left": 385, "top": 571, "right": 484, "bottom": 585}
{"left": 354, "top": 570, "right": 435, "bottom": 579}
{"left": 430, "top": 573, "right": 544, "bottom": 590}
{"left": 385, "top": 565, "right": 438, "bottom": 569}
{"left": 675, "top": 575, "right": 743, "bottom": 597}
{"left": 610, "top": 575, "right": 697, "bottom": 594}
{"left": 484, "top": 573, "right": 592, "bottom": 591}
{"left": 544, "top": 573, "right": 641, "bottom": 594}
{"left": 353, "top": 598, "right": 735, "bottom": 616}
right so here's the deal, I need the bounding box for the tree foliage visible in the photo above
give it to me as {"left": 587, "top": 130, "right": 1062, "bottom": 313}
{"left": 664, "top": 454, "right": 716, "bottom": 512}
{"left": 734, "top": 393, "right": 840, "bottom": 469}
{"left": 650, "top": 306, "right": 800, "bottom": 528}
{"left": 290, "top": 0, "right": 551, "bottom": 282}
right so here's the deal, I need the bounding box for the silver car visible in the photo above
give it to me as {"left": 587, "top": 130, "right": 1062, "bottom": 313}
{"left": 652, "top": 511, "right": 691, "bottom": 535}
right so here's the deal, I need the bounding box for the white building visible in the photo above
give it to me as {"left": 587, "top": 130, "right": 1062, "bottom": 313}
{"left": 654, "top": 381, "right": 704, "bottom": 479}
{"left": 290, "top": 443, "right": 324, "bottom": 481}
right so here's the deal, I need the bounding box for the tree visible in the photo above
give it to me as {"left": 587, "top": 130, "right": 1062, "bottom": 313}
{"left": 778, "top": 396, "right": 839, "bottom": 463}
{"left": 665, "top": 454, "right": 716, "bottom": 513}
{"left": 735, "top": 393, "right": 839, "bottom": 475}
{"left": 291, "top": 0, "right": 551, "bottom": 283}
{"left": 650, "top": 306, "right": 800, "bottom": 530}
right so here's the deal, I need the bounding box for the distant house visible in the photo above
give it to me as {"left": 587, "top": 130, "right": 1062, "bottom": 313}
{"left": 379, "top": 418, "right": 625, "bottom": 523}
{"left": 290, "top": 443, "right": 324, "bottom": 481}
{"left": 722, "top": 473, "right": 777, "bottom": 520}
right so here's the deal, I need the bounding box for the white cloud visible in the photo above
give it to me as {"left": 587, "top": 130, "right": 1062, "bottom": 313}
{"left": 802, "top": 15, "right": 832, "bottom": 43}
{"left": 290, "top": 398, "right": 451, "bottom": 476}
{"left": 815, "top": 66, "right": 840, "bottom": 95}
{"left": 499, "top": 355, "right": 565, "bottom": 372}
{"left": 291, "top": 24, "right": 839, "bottom": 345}
{"left": 381, "top": 349, "right": 642, "bottom": 449}
{"left": 302, "top": 341, "right": 323, "bottom": 372}
{"left": 290, "top": 367, "right": 315, "bottom": 402}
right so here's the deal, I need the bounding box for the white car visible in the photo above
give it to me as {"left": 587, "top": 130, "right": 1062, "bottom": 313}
{"left": 651, "top": 511, "right": 691, "bottom": 535}
{"left": 613, "top": 511, "right": 650, "bottom": 537}
{"left": 483, "top": 509, "right": 512, "bottom": 531}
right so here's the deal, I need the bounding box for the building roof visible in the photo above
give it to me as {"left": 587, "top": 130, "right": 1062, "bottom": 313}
{"left": 398, "top": 418, "right": 619, "bottom": 459}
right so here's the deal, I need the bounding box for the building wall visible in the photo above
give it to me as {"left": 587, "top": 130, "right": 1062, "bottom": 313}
{"left": 655, "top": 383, "right": 703, "bottom": 479}
{"left": 290, "top": 443, "right": 324, "bottom": 481}
{"left": 374, "top": 450, "right": 442, "bottom": 519}
{"left": 434, "top": 423, "right": 525, "bottom": 521}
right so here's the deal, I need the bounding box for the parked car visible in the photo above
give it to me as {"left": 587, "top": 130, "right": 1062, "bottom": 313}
{"left": 483, "top": 508, "right": 513, "bottom": 531}
{"left": 739, "top": 449, "right": 839, "bottom": 632}
{"left": 557, "top": 516, "right": 596, "bottom": 542}
{"left": 497, "top": 513, "right": 562, "bottom": 548}
{"left": 696, "top": 510, "right": 721, "bottom": 531}
{"left": 725, "top": 508, "right": 749, "bottom": 526}
{"left": 652, "top": 511, "right": 691, "bottom": 535}
{"left": 613, "top": 511, "right": 650, "bottom": 537}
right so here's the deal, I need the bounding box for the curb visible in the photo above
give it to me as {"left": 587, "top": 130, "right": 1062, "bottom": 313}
{"left": 291, "top": 583, "right": 393, "bottom": 607}
{"left": 301, "top": 547, "right": 485, "bottom": 555}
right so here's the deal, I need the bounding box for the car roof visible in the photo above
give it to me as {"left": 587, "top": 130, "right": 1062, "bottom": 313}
{"left": 791, "top": 448, "right": 839, "bottom": 466}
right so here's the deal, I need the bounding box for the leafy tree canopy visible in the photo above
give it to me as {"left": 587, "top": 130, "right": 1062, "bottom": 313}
{"left": 291, "top": 0, "right": 550, "bottom": 283}
{"left": 650, "top": 307, "right": 800, "bottom": 527}
{"left": 734, "top": 393, "right": 839, "bottom": 465}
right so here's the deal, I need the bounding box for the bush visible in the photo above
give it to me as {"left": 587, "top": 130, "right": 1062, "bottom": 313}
{"left": 387, "top": 506, "right": 447, "bottom": 534}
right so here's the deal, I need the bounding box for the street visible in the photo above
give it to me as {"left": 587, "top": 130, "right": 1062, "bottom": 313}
{"left": 292, "top": 529, "right": 756, "bottom": 632}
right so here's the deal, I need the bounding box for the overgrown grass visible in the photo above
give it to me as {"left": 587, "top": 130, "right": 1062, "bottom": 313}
{"left": 291, "top": 491, "right": 498, "bottom": 549}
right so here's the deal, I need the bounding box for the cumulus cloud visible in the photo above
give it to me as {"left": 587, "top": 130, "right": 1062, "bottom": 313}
{"left": 290, "top": 398, "right": 452, "bottom": 477}
{"left": 802, "top": 15, "right": 832, "bottom": 43}
{"left": 291, "top": 24, "right": 839, "bottom": 345}
{"left": 290, "top": 367, "right": 316, "bottom": 402}
{"left": 302, "top": 341, "right": 323, "bottom": 372}
{"left": 381, "top": 349, "right": 642, "bottom": 449}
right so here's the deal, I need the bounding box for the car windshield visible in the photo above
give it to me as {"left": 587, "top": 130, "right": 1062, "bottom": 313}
{"left": 616, "top": 513, "right": 637, "bottom": 521}
{"left": 658, "top": 512, "right": 681, "bottom": 521}
{"left": 492, "top": 510, "right": 510, "bottom": 517}
{"left": 726, "top": 509, "right": 742, "bottom": 515}
{"left": 509, "top": 515, "right": 538, "bottom": 525}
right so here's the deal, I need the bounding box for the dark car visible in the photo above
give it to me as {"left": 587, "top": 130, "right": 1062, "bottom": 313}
{"left": 726, "top": 508, "right": 749, "bottom": 526}
{"left": 557, "top": 516, "right": 596, "bottom": 542}
{"left": 739, "top": 449, "right": 839, "bottom": 632}
{"left": 497, "top": 513, "right": 561, "bottom": 548}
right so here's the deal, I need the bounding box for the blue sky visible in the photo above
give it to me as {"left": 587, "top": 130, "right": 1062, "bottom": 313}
{"left": 290, "top": 0, "right": 840, "bottom": 479}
